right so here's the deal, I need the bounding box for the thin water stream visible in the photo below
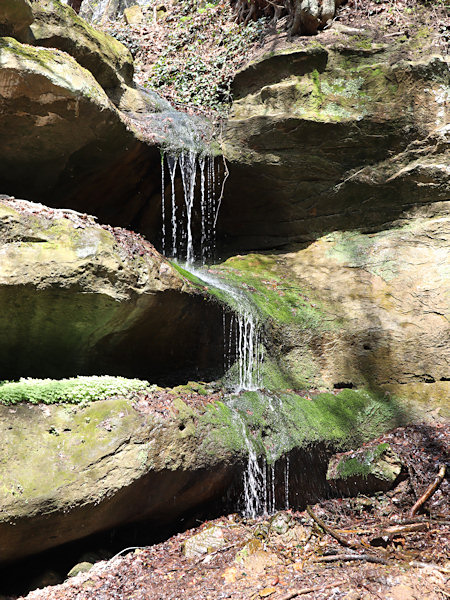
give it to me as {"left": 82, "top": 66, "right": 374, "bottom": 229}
{"left": 160, "top": 149, "right": 292, "bottom": 518}
{"left": 161, "top": 152, "right": 219, "bottom": 265}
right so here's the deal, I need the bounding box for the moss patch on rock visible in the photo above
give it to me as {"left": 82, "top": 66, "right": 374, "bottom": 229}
{"left": 201, "top": 388, "right": 405, "bottom": 462}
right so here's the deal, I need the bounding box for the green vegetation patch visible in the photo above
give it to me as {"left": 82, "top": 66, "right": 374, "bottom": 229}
{"left": 200, "top": 388, "right": 403, "bottom": 462}
{"left": 104, "top": 0, "right": 267, "bottom": 115}
{"left": 0, "top": 376, "right": 156, "bottom": 406}
{"left": 214, "top": 254, "right": 339, "bottom": 329}
{"left": 336, "top": 442, "right": 391, "bottom": 478}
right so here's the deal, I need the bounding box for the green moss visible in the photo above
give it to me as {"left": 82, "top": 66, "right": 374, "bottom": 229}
{"left": 311, "top": 69, "right": 324, "bottom": 104}
{"left": 347, "top": 35, "right": 374, "bottom": 51}
{"left": 199, "top": 388, "right": 403, "bottom": 462}
{"left": 214, "top": 254, "right": 339, "bottom": 330}
{"left": 336, "top": 442, "right": 390, "bottom": 478}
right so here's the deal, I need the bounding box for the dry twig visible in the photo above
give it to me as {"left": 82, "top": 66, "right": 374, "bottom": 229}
{"left": 410, "top": 465, "right": 446, "bottom": 517}
{"left": 277, "top": 580, "right": 346, "bottom": 600}
{"left": 306, "top": 505, "right": 360, "bottom": 549}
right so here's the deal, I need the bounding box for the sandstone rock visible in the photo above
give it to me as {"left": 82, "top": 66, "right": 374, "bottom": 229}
{"left": 0, "top": 0, "right": 33, "bottom": 41}
{"left": 269, "top": 511, "right": 293, "bottom": 535}
{"left": 216, "top": 204, "right": 450, "bottom": 410}
{"left": 183, "top": 525, "right": 226, "bottom": 558}
{"left": 0, "top": 37, "right": 162, "bottom": 226}
{"left": 67, "top": 562, "right": 94, "bottom": 578}
{"left": 0, "top": 196, "right": 225, "bottom": 381}
{"left": 220, "top": 41, "right": 449, "bottom": 252}
{"left": 124, "top": 5, "right": 143, "bottom": 25}
{"left": 29, "top": 0, "right": 134, "bottom": 90}
{"left": 327, "top": 443, "right": 404, "bottom": 495}
{"left": 0, "top": 393, "right": 235, "bottom": 563}
{"left": 278, "top": 211, "right": 450, "bottom": 406}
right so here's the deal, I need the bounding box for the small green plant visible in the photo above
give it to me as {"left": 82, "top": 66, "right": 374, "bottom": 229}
{"left": 0, "top": 376, "right": 156, "bottom": 406}
{"left": 104, "top": 0, "right": 267, "bottom": 115}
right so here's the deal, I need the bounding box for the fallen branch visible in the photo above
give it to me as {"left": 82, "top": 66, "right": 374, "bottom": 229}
{"left": 306, "top": 505, "right": 359, "bottom": 549}
{"left": 410, "top": 561, "right": 450, "bottom": 575}
{"left": 410, "top": 464, "right": 446, "bottom": 517}
{"left": 380, "top": 522, "right": 430, "bottom": 537}
{"left": 314, "top": 553, "right": 388, "bottom": 565}
{"left": 277, "top": 580, "right": 346, "bottom": 600}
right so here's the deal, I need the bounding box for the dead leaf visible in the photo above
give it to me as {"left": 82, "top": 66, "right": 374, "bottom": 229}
{"left": 259, "top": 586, "right": 276, "bottom": 597}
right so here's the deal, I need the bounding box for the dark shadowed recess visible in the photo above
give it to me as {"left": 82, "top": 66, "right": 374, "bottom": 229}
{"left": 0, "top": 288, "right": 226, "bottom": 386}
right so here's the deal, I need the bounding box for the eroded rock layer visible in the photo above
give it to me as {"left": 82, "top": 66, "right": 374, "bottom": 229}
{"left": 220, "top": 39, "right": 449, "bottom": 251}
{"left": 0, "top": 197, "right": 224, "bottom": 382}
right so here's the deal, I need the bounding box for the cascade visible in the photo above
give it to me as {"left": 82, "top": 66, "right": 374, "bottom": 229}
{"left": 159, "top": 133, "right": 287, "bottom": 519}
{"left": 184, "top": 267, "right": 292, "bottom": 517}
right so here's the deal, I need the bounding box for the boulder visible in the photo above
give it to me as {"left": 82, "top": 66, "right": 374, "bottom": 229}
{"left": 29, "top": 0, "right": 134, "bottom": 90}
{"left": 327, "top": 443, "right": 404, "bottom": 495}
{"left": 0, "top": 0, "right": 33, "bottom": 41}
{"left": 0, "top": 391, "right": 236, "bottom": 563}
{"left": 0, "top": 196, "right": 225, "bottom": 382}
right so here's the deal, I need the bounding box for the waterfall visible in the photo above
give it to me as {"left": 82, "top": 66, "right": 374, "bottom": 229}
{"left": 161, "top": 152, "right": 219, "bottom": 265}
{"left": 184, "top": 266, "right": 271, "bottom": 517}
{"left": 187, "top": 267, "right": 263, "bottom": 392}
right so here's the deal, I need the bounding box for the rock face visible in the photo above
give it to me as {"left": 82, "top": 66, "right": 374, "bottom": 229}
{"left": 0, "top": 197, "right": 225, "bottom": 382}
{"left": 216, "top": 203, "right": 450, "bottom": 411}
{"left": 220, "top": 38, "right": 449, "bottom": 252}
{"left": 276, "top": 212, "right": 450, "bottom": 407}
{"left": 0, "top": 0, "right": 33, "bottom": 41}
{"left": 0, "top": 395, "right": 236, "bottom": 563}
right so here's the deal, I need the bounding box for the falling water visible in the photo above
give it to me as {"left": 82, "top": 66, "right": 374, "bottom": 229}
{"left": 284, "top": 454, "right": 290, "bottom": 510}
{"left": 161, "top": 152, "right": 220, "bottom": 265}
{"left": 184, "top": 266, "right": 271, "bottom": 517}
{"left": 187, "top": 267, "right": 263, "bottom": 392}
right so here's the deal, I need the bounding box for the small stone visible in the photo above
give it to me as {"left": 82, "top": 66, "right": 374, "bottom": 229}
{"left": 124, "top": 5, "right": 143, "bottom": 25}
{"left": 269, "top": 511, "right": 293, "bottom": 535}
{"left": 183, "top": 525, "right": 225, "bottom": 559}
{"left": 67, "top": 561, "right": 93, "bottom": 578}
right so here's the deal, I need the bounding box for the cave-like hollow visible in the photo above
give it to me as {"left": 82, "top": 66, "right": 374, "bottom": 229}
{"left": 0, "top": 285, "right": 227, "bottom": 387}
